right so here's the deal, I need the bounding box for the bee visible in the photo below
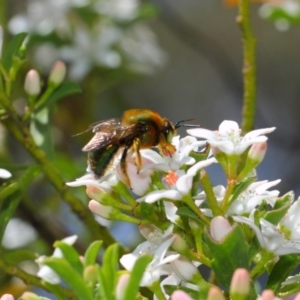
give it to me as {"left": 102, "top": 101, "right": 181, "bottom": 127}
{"left": 82, "top": 109, "right": 196, "bottom": 187}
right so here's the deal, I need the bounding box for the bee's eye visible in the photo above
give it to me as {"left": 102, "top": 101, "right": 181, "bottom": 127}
{"left": 164, "top": 121, "right": 174, "bottom": 142}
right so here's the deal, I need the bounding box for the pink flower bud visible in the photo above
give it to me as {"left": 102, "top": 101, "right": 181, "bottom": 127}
{"left": 24, "top": 70, "right": 40, "bottom": 96}
{"left": 230, "top": 268, "right": 250, "bottom": 296}
{"left": 49, "top": 60, "right": 66, "bottom": 85}
{"left": 83, "top": 265, "right": 97, "bottom": 284}
{"left": 0, "top": 295, "right": 14, "bottom": 300}
{"left": 171, "top": 290, "right": 194, "bottom": 300}
{"left": 260, "top": 290, "right": 275, "bottom": 300}
{"left": 207, "top": 286, "right": 225, "bottom": 300}
{"left": 171, "top": 256, "right": 198, "bottom": 281}
{"left": 237, "top": 142, "right": 267, "bottom": 181}
{"left": 172, "top": 233, "right": 189, "bottom": 253}
{"left": 210, "top": 216, "right": 232, "bottom": 242}
{"left": 19, "top": 292, "right": 40, "bottom": 300}
{"left": 116, "top": 273, "right": 130, "bottom": 300}
{"left": 248, "top": 142, "right": 267, "bottom": 163}
{"left": 88, "top": 200, "right": 113, "bottom": 219}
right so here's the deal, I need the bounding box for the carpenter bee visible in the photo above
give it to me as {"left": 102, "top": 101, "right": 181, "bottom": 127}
{"left": 82, "top": 109, "right": 196, "bottom": 187}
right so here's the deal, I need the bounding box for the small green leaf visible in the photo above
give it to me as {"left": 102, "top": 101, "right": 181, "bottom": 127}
{"left": 2, "top": 249, "right": 36, "bottom": 264}
{"left": 30, "top": 108, "right": 54, "bottom": 159}
{"left": 273, "top": 192, "right": 294, "bottom": 210}
{"left": 204, "top": 225, "right": 249, "bottom": 289}
{"left": 176, "top": 207, "right": 204, "bottom": 225}
{"left": 43, "top": 257, "right": 93, "bottom": 300}
{"left": 0, "top": 165, "right": 40, "bottom": 240}
{"left": 35, "top": 81, "right": 81, "bottom": 112}
{"left": 123, "top": 255, "right": 152, "bottom": 300}
{"left": 84, "top": 240, "right": 103, "bottom": 267}
{"left": 54, "top": 241, "right": 83, "bottom": 275}
{"left": 266, "top": 254, "right": 299, "bottom": 293}
{"left": 101, "top": 243, "right": 120, "bottom": 296}
{"left": 264, "top": 201, "right": 291, "bottom": 225}
{"left": 97, "top": 265, "right": 110, "bottom": 300}
{"left": 0, "top": 189, "right": 22, "bottom": 241}
{"left": 2, "top": 32, "right": 28, "bottom": 72}
{"left": 42, "top": 282, "right": 67, "bottom": 300}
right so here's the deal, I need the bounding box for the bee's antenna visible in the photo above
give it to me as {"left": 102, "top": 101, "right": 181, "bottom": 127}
{"left": 174, "top": 118, "right": 201, "bottom": 129}
{"left": 72, "top": 128, "right": 92, "bottom": 137}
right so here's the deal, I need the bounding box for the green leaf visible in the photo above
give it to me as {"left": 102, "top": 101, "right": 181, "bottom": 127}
{"left": 273, "top": 192, "right": 294, "bottom": 210}
{"left": 0, "top": 189, "right": 22, "bottom": 241}
{"left": 42, "top": 282, "right": 67, "bottom": 300}
{"left": 176, "top": 207, "right": 204, "bottom": 225}
{"left": 2, "top": 32, "right": 27, "bottom": 72}
{"left": 123, "top": 255, "right": 152, "bottom": 300}
{"left": 204, "top": 225, "right": 249, "bottom": 289}
{"left": 54, "top": 241, "right": 83, "bottom": 275}
{"left": 30, "top": 108, "right": 53, "bottom": 159}
{"left": 84, "top": 240, "right": 103, "bottom": 267}
{"left": 264, "top": 200, "right": 291, "bottom": 225}
{"left": 97, "top": 265, "right": 110, "bottom": 300}
{"left": 43, "top": 257, "right": 93, "bottom": 300}
{"left": 18, "top": 165, "right": 41, "bottom": 191}
{"left": 0, "top": 165, "right": 40, "bottom": 240}
{"left": 35, "top": 81, "right": 81, "bottom": 112}
{"left": 2, "top": 249, "right": 36, "bottom": 264}
{"left": 266, "top": 254, "right": 299, "bottom": 293}
{"left": 101, "top": 243, "right": 120, "bottom": 297}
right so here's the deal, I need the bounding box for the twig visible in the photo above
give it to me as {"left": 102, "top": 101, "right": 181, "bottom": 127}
{"left": 237, "top": 0, "right": 257, "bottom": 134}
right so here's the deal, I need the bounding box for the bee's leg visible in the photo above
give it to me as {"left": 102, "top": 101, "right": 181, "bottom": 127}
{"left": 133, "top": 138, "right": 142, "bottom": 173}
{"left": 158, "top": 134, "right": 176, "bottom": 157}
{"left": 120, "top": 144, "right": 132, "bottom": 188}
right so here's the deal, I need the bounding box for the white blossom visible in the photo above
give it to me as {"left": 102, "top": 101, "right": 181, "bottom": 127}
{"left": 187, "top": 120, "right": 275, "bottom": 155}
{"left": 36, "top": 235, "right": 78, "bottom": 284}
{"left": 233, "top": 214, "right": 300, "bottom": 256}
{"left": 120, "top": 225, "right": 180, "bottom": 287}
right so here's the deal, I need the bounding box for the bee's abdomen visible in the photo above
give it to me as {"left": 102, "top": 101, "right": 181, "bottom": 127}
{"left": 88, "top": 144, "right": 119, "bottom": 177}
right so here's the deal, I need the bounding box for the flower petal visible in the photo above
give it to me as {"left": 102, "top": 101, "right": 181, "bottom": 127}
{"left": 187, "top": 128, "right": 217, "bottom": 140}
{"left": 137, "top": 190, "right": 182, "bottom": 203}
{"left": 0, "top": 168, "right": 12, "bottom": 179}
{"left": 187, "top": 157, "right": 217, "bottom": 176}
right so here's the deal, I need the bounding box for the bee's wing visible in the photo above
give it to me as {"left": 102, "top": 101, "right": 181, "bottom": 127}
{"left": 82, "top": 119, "right": 143, "bottom": 152}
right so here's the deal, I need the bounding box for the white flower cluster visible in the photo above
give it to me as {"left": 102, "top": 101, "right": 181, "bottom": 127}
{"left": 9, "top": 0, "right": 165, "bottom": 79}
{"left": 66, "top": 120, "right": 300, "bottom": 298}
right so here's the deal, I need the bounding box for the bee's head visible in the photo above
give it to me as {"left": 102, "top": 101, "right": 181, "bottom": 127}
{"left": 162, "top": 119, "right": 176, "bottom": 143}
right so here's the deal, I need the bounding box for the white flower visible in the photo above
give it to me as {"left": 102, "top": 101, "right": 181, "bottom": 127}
{"left": 120, "top": 225, "right": 180, "bottom": 287}
{"left": 137, "top": 157, "right": 217, "bottom": 204}
{"left": 157, "top": 256, "right": 199, "bottom": 300}
{"left": 210, "top": 216, "right": 233, "bottom": 242}
{"left": 233, "top": 214, "right": 300, "bottom": 256}
{"left": 187, "top": 120, "right": 275, "bottom": 155}
{"left": 116, "top": 149, "right": 161, "bottom": 196}
{"left": 140, "top": 136, "right": 206, "bottom": 173}
{"left": 36, "top": 235, "right": 78, "bottom": 284}
{"left": 195, "top": 180, "right": 281, "bottom": 216}
{"left": 66, "top": 172, "right": 118, "bottom": 194}
{"left": 0, "top": 168, "right": 11, "bottom": 179}
{"left": 278, "top": 196, "right": 300, "bottom": 241}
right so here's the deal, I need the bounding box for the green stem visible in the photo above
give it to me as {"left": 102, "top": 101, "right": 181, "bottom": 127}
{"left": 149, "top": 281, "right": 167, "bottom": 300}
{"left": 220, "top": 180, "right": 236, "bottom": 213}
{"left": 182, "top": 194, "right": 210, "bottom": 226}
{"left": 2, "top": 118, "right": 118, "bottom": 249}
{"left": 237, "top": 0, "right": 257, "bottom": 134}
{"left": 200, "top": 171, "right": 222, "bottom": 216}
